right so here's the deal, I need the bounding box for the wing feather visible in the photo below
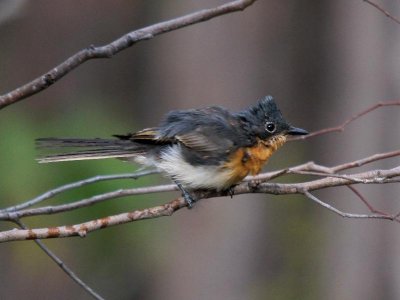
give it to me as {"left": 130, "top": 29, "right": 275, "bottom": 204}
{"left": 176, "top": 131, "right": 232, "bottom": 152}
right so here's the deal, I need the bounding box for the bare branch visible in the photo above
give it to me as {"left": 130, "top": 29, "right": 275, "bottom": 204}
{"left": 7, "top": 148, "right": 394, "bottom": 220}
{"left": 288, "top": 170, "right": 379, "bottom": 183}
{"left": 248, "top": 167, "right": 399, "bottom": 195}
{"left": 346, "top": 185, "right": 398, "bottom": 222}
{"left": 2, "top": 150, "right": 399, "bottom": 222}
{"left": 332, "top": 149, "right": 400, "bottom": 172}
{"left": 245, "top": 149, "right": 400, "bottom": 180}
{"left": 1, "top": 198, "right": 185, "bottom": 242}
{"left": 0, "top": 0, "right": 257, "bottom": 110}
{"left": 290, "top": 101, "right": 400, "bottom": 141}
{"left": 0, "top": 184, "right": 178, "bottom": 221}
{"left": 14, "top": 219, "right": 104, "bottom": 300}
{"left": 364, "top": 0, "right": 400, "bottom": 25}
{"left": 303, "top": 191, "right": 395, "bottom": 221}
{"left": 1, "top": 165, "right": 399, "bottom": 242}
{"left": 1, "top": 170, "right": 157, "bottom": 213}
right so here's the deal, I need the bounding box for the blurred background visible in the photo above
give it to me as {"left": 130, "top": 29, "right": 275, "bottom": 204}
{"left": 0, "top": 1, "right": 399, "bottom": 299}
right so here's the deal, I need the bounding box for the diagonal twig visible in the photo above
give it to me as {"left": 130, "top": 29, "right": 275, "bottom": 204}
{"left": 332, "top": 150, "right": 400, "bottom": 172}
{"left": 364, "top": 0, "right": 400, "bottom": 25}
{"left": 13, "top": 219, "right": 105, "bottom": 300}
{"left": 290, "top": 100, "right": 400, "bottom": 141}
{"left": 0, "top": 0, "right": 257, "bottom": 110}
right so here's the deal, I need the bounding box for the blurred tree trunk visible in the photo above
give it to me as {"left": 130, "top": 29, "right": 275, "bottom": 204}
{"left": 321, "top": 1, "right": 400, "bottom": 299}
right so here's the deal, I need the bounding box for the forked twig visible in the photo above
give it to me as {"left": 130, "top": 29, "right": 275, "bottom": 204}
{"left": 346, "top": 185, "right": 398, "bottom": 222}
{"left": 302, "top": 190, "right": 395, "bottom": 221}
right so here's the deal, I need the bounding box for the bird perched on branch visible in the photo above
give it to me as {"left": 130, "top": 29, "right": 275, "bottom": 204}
{"left": 37, "top": 96, "right": 307, "bottom": 207}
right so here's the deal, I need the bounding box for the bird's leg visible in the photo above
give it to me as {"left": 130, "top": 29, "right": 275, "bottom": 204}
{"left": 221, "top": 185, "right": 236, "bottom": 198}
{"left": 227, "top": 185, "right": 236, "bottom": 198}
{"left": 173, "top": 180, "right": 195, "bottom": 208}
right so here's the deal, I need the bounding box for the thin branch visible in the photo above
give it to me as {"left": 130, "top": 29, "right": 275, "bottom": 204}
{"left": 1, "top": 198, "right": 186, "bottom": 242}
{"left": 0, "top": 184, "right": 178, "bottom": 221}
{"left": 364, "top": 0, "right": 400, "bottom": 25}
{"left": 249, "top": 167, "right": 400, "bottom": 195}
{"left": 0, "top": 0, "right": 257, "bottom": 110}
{"left": 288, "top": 170, "right": 378, "bottom": 183}
{"left": 14, "top": 219, "right": 104, "bottom": 300}
{"left": 332, "top": 149, "right": 400, "bottom": 172}
{"left": 0, "top": 170, "right": 157, "bottom": 213}
{"left": 302, "top": 190, "right": 395, "bottom": 221}
{"left": 235, "top": 150, "right": 400, "bottom": 182}
{"left": 394, "top": 208, "right": 400, "bottom": 219}
{"left": 346, "top": 185, "right": 398, "bottom": 222}
{"left": 249, "top": 149, "right": 400, "bottom": 181}
{"left": 290, "top": 101, "right": 400, "bottom": 141}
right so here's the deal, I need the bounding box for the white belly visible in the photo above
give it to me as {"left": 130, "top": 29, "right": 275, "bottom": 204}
{"left": 156, "top": 145, "right": 232, "bottom": 190}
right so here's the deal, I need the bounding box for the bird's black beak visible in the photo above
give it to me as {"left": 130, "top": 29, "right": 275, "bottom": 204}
{"left": 287, "top": 126, "right": 308, "bottom": 136}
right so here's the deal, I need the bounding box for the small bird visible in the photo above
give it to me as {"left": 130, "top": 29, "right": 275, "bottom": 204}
{"left": 37, "top": 96, "right": 307, "bottom": 206}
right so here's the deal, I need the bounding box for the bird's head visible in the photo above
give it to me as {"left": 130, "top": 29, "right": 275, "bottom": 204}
{"left": 236, "top": 95, "right": 308, "bottom": 141}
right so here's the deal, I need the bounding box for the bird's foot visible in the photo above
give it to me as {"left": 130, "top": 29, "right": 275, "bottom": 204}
{"left": 182, "top": 189, "right": 195, "bottom": 209}
{"left": 222, "top": 185, "right": 236, "bottom": 198}
{"left": 174, "top": 180, "right": 196, "bottom": 209}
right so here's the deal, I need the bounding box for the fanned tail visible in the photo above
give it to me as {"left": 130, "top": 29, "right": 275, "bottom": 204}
{"left": 36, "top": 137, "right": 146, "bottom": 163}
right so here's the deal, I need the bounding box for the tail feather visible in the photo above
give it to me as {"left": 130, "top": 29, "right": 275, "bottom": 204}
{"left": 36, "top": 137, "right": 146, "bottom": 163}
{"left": 36, "top": 138, "right": 130, "bottom": 148}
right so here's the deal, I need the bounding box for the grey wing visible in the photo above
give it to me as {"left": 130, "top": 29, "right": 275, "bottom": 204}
{"left": 176, "top": 127, "right": 238, "bottom": 166}
{"left": 176, "top": 128, "right": 234, "bottom": 153}
{"left": 158, "top": 107, "right": 242, "bottom": 165}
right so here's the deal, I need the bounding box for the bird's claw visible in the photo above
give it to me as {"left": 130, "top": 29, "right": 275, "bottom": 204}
{"left": 182, "top": 189, "right": 195, "bottom": 208}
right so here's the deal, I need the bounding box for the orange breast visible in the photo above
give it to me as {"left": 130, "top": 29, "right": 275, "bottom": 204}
{"left": 222, "top": 135, "right": 287, "bottom": 187}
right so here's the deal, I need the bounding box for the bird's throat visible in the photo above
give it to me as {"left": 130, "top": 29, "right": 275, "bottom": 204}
{"left": 223, "top": 135, "right": 287, "bottom": 186}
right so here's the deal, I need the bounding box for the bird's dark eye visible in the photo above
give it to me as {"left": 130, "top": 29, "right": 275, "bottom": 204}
{"left": 265, "top": 122, "right": 276, "bottom": 133}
